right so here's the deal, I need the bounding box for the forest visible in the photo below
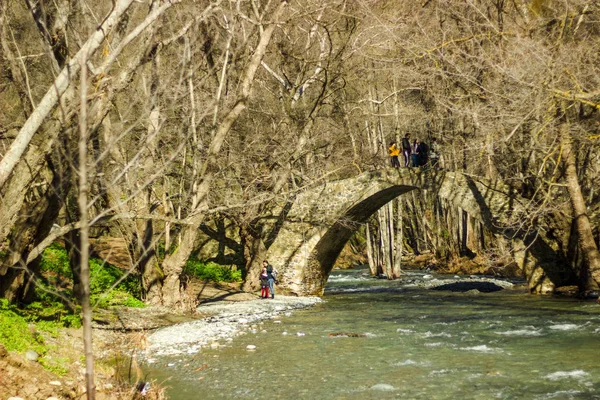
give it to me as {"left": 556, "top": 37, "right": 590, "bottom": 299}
{"left": 1, "top": 0, "right": 600, "bottom": 397}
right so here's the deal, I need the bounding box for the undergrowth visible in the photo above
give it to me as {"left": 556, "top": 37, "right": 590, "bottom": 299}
{"left": 0, "top": 243, "right": 145, "bottom": 368}
{"left": 39, "top": 243, "right": 145, "bottom": 309}
{"left": 183, "top": 257, "right": 242, "bottom": 283}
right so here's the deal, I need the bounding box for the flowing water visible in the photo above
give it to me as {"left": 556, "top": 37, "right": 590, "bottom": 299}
{"left": 143, "top": 269, "right": 600, "bottom": 399}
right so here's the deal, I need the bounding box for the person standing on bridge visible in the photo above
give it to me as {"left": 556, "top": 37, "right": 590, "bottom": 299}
{"left": 411, "top": 139, "right": 421, "bottom": 167}
{"left": 264, "top": 260, "right": 278, "bottom": 299}
{"left": 401, "top": 134, "right": 411, "bottom": 167}
{"left": 388, "top": 141, "right": 401, "bottom": 168}
{"left": 417, "top": 139, "right": 428, "bottom": 166}
{"left": 429, "top": 137, "right": 440, "bottom": 169}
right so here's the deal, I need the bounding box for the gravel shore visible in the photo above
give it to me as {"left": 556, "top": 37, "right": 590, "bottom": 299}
{"left": 144, "top": 273, "right": 521, "bottom": 358}
{"left": 145, "top": 296, "right": 322, "bottom": 357}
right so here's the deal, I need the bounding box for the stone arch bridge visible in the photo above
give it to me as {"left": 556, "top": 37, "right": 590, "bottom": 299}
{"left": 266, "top": 168, "right": 568, "bottom": 296}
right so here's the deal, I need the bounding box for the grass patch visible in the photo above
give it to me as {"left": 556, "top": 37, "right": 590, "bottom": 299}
{"left": 0, "top": 299, "right": 46, "bottom": 354}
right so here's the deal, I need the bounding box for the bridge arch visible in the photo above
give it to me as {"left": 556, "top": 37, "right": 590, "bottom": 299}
{"left": 266, "top": 168, "right": 570, "bottom": 296}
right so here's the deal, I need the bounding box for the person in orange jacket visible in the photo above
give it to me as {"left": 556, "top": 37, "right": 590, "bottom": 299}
{"left": 388, "top": 141, "right": 401, "bottom": 168}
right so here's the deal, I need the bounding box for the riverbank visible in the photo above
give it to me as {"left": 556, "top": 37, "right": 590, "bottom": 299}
{"left": 145, "top": 295, "right": 323, "bottom": 358}
{"left": 0, "top": 280, "right": 321, "bottom": 400}
{"left": 0, "top": 270, "right": 583, "bottom": 399}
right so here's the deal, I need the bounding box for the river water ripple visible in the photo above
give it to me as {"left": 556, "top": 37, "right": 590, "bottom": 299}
{"left": 143, "top": 269, "right": 600, "bottom": 399}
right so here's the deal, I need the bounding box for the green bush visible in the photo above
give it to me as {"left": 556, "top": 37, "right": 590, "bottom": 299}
{"left": 40, "top": 243, "right": 72, "bottom": 278}
{"left": 88, "top": 258, "right": 144, "bottom": 308}
{"left": 38, "top": 244, "right": 145, "bottom": 309}
{"left": 0, "top": 300, "right": 73, "bottom": 375}
{"left": 184, "top": 258, "right": 242, "bottom": 283}
{"left": 24, "top": 301, "right": 82, "bottom": 328}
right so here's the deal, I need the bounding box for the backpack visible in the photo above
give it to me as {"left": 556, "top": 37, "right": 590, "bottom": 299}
{"left": 267, "top": 265, "right": 278, "bottom": 281}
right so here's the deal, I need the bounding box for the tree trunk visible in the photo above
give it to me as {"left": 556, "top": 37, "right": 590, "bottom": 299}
{"left": 365, "top": 223, "right": 377, "bottom": 276}
{"left": 392, "top": 197, "right": 402, "bottom": 278}
{"left": 0, "top": 138, "right": 72, "bottom": 302}
{"left": 159, "top": 2, "right": 288, "bottom": 306}
{"left": 241, "top": 227, "right": 268, "bottom": 293}
{"left": 559, "top": 122, "right": 600, "bottom": 291}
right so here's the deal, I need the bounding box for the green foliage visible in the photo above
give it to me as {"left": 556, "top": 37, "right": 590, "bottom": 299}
{"left": 40, "top": 243, "right": 72, "bottom": 279}
{"left": 38, "top": 243, "right": 145, "bottom": 309}
{"left": 24, "top": 301, "right": 82, "bottom": 329}
{"left": 88, "top": 258, "right": 145, "bottom": 308}
{"left": 184, "top": 258, "right": 242, "bottom": 283}
{"left": 0, "top": 299, "right": 46, "bottom": 354}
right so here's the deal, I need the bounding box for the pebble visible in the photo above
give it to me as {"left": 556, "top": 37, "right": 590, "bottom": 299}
{"left": 25, "top": 350, "right": 39, "bottom": 361}
{"left": 145, "top": 296, "right": 322, "bottom": 357}
{"left": 246, "top": 345, "right": 257, "bottom": 351}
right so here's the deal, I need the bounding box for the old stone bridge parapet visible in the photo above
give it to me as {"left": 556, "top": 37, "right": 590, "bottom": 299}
{"left": 266, "top": 168, "right": 569, "bottom": 296}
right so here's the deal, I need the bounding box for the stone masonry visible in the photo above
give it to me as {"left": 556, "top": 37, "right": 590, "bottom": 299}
{"left": 266, "top": 168, "right": 566, "bottom": 295}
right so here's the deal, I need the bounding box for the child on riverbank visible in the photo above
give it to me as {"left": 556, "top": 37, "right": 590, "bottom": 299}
{"left": 260, "top": 266, "right": 270, "bottom": 298}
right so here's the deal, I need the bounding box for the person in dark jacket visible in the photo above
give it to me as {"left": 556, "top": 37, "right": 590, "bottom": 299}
{"left": 417, "top": 140, "right": 428, "bottom": 167}
{"left": 263, "top": 260, "right": 278, "bottom": 299}
{"left": 401, "top": 135, "right": 411, "bottom": 167}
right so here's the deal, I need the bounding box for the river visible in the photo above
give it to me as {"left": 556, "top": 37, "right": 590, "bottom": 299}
{"left": 143, "top": 269, "right": 600, "bottom": 399}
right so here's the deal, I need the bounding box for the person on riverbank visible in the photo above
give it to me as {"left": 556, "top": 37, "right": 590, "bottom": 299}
{"left": 388, "top": 141, "right": 401, "bottom": 168}
{"left": 264, "top": 260, "right": 278, "bottom": 299}
{"left": 260, "top": 266, "right": 270, "bottom": 298}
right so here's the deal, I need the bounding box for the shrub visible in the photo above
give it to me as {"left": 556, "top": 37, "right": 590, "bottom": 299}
{"left": 184, "top": 258, "right": 242, "bottom": 282}
{"left": 24, "top": 301, "right": 82, "bottom": 328}
{"left": 88, "top": 258, "right": 145, "bottom": 308}
{"left": 40, "top": 243, "right": 72, "bottom": 279}
{"left": 38, "top": 244, "right": 145, "bottom": 309}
